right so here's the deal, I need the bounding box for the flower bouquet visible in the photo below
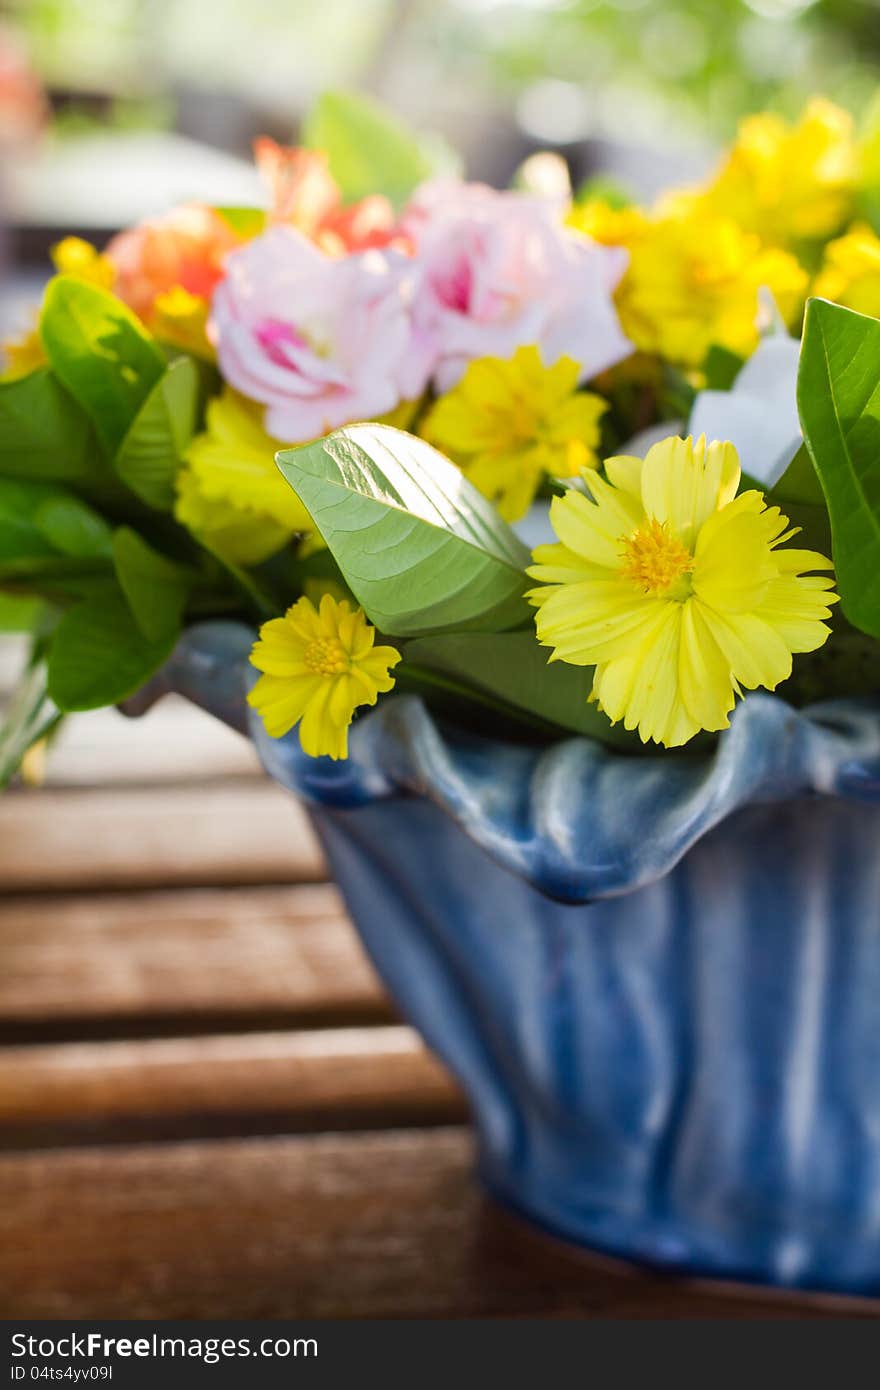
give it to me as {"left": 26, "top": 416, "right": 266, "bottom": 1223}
{"left": 2, "top": 90, "right": 880, "bottom": 1294}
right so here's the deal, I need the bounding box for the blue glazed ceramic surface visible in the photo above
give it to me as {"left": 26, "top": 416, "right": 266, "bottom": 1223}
{"left": 143, "top": 621, "right": 880, "bottom": 1294}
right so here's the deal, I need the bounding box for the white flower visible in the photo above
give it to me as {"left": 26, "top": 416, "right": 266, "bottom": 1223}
{"left": 688, "top": 334, "right": 802, "bottom": 488}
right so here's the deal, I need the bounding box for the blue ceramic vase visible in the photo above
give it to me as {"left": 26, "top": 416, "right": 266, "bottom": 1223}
{"left": 145, "top": 621, "right": 880, "bottom": 1296}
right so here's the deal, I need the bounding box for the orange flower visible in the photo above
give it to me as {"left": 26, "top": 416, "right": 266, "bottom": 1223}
{"left": 0, "top": 28, "right": 47, "bottom": 149}
{"left": 106, "top": 204, "right": 240, "bottom": 323}
{"left": 254, "top": 138, "right": 399, "bottom": 255}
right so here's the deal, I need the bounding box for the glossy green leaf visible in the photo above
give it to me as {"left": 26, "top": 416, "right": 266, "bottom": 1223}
{"left": 276, "top": 424, "right": 531, "bottom": 637}
{"left": 40, "top": 276, "right": 166, "bottom": 455}
{"left": 405, "top": 631, "right": 637, "bottom": 748}
{"left": 111, "top": 528, "right": 191, "bottom": 643}
{"left": 114, "top": 356, "right": 199, "bottom": 509}
{"left": 797, "top": 298, "right": 880, "bottom": 638}
{"left": 302, "top": 90, "right": 457, "bottom": 209}
{"left": 0, "top": 369, "right": 104, "bottom": 484}
{"left": 47, "top": 583, "right": 178, "bottom": 712}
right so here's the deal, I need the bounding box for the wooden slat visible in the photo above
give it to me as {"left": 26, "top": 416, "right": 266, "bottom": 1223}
{"left": 0, "top": 1128, "right": 868, "bottom": 1319}
{"left": 0, "top": 781, "right": 325, "bottom": 891}
{"left": 0, "top": 1025, "right": 463, "bottom": 1146}
{"left": 0, "top": 884, "right": 388, "bottom": 1040}
{"left": 44, "top": 699, "right": 261, "bottom": 786}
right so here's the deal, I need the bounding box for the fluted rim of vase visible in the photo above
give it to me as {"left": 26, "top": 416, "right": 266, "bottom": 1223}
{"left": 157, "top": 621, "right": 880, "bottom": 903}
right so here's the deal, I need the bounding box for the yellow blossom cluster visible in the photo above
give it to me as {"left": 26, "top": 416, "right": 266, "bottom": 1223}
{"left": 569, "top": 98, "right": 870, "bottom": 372}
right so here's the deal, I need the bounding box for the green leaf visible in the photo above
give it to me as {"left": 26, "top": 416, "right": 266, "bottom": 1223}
{"left": 404, "top": 631, "right": 638, "bottom": 748}
{"left": 0, "top": 369, "right": 104, "bottom": 485}
{"left": 214, "top": 205, "right": 266, "bottom": 237}
{"left": 34, "top": 494, "right": 114, "bottom": 559}
{"left": 47, "top": 583, "right": 178, "bottom": 712}
{"left": 0, "top": 479, "right": 73, "bottom": 563}
{"left": 767, "top": 442, "right": 825, "bottom": 507}
{"left": 276, "top": 424, "right": 531, "bottom": 637}
{"left": 573, "top": 174, "right": 633, "bottom": 209}
{"left": 0, "top": 479, "right": 114, "bottom": 603}
{"left": 114, "top": 356, "right": 199, "bottom": 509}
{"left": 111, "top": 527, "right": 191, "bottom": 643}
{"left": 302, "top": 89, "right": 457, "bottom": 210}
{"left": 704, "top": 345, "right": 745, "bottom": 392}
{"left": 797, "top": 298, "right": 880, "bottom": 638}
{"left": 40, "top": 276, "right": 166, "bottom": 456}
{"left": 0, "top": 593, "right": 45, "bottom": 633}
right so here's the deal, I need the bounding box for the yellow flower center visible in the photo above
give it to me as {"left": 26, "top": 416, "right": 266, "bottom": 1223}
{"left": 619, "top": 518, "right": 694, "bottom": 598}
{"left": 304, "top": 636, "right": 349, "bottom": 677}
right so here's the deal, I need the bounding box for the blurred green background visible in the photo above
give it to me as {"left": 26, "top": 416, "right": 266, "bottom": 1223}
{"left": 5, "top": 0, "right": 880, "bottom": 163}
{"left": 1, "top": 0, "right": 879, "bottom": 264}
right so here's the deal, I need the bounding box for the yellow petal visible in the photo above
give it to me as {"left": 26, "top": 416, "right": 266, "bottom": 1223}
{"left": 603, "top": 454, "right": 643, "bottom": 499}
{"left": 678, "top": 601, "right": 735, "bottom": 732}
{"left": 693, "top": 499, "right": 779, "bottom": 612}
{"left": 640, "top": 435, "right": 741, "bottom": 545}
{"left": 697, "top": 606, "right": 793, "bottom": 691}
{"left": 246, "top": 673, "right": 321, "bottom": 737}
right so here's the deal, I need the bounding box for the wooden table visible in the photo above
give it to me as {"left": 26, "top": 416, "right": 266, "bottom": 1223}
{"left": 0, "top": 686, "right": 873, "bottom": 1319}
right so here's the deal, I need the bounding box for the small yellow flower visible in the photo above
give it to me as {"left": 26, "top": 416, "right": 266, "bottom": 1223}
{"left": 176, "top": 389, "right": 315, "bottom": 562}
{"left": 50, "top": 237, "right": 116, "bottom": 289}
{"left": 248, "top": 594, "right": 401, "bottom": 759}
{"left": 813, "top": 222, "right": 880, "bottom": 319}
{"left": 2, "top": 238, "right": 115, "bottom": 380}
{"left": 422, "top": 346, "right": 607, "bottom": 522}
{"left": 1, "top": 323, "right": 46, "bottom": 381}
{"left": 567, "top": 198, "right": 647, "bottom": 248}
{"left": 527, "top": 435, "right": 837, "bottom": 748}
{"left": 615, "top": 196, "right": 807, "bottom": 368}
{"left": 704, "top": 98, "right": 856, "bottom": 246}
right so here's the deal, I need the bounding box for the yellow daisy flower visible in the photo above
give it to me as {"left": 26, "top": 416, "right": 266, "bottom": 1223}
{"left": 615, "top": 196, "right": 808, "bottom": 368}
{"left": 422, "top": 346, "right": 607, "bottom": 522}
{"left": 176, "top": 389, "right": 315, "bottom": 562}
{"left": 813, "top": 222, "right": 880, "bottom": 319}
{"left": 704, "top": 98, "right": 856, "bottom": 247}
{"left": 527, "top": 435, "right": 837, "bottom": 749}
{"left": 248, "top": 594, "right": 401, "bottom": 759}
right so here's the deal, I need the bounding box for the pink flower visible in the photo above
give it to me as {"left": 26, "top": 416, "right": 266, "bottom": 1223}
{"left": 254, "top": 138, "right": 400, "bottom": 256}
{"left": 210, "top": 225, "right": 431, "bottom": 440}
{"left": 106, "top": 204, "right": 240, "bottom": 322}
{"left": 403, "top": 179, "right": 632, "bottom": 391}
